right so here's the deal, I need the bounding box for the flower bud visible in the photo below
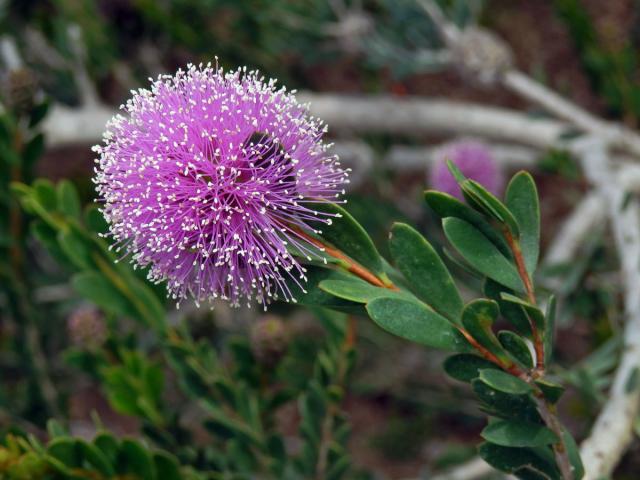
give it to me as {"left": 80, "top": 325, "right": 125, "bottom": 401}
{"left": 1, "top": 68, "right": 38, "bottom": 115}
{"left": 67, "top": 306, "right": 107, "bottom": 349}
{"left": 250, "top": 315, "right": 289, "bottom": 367}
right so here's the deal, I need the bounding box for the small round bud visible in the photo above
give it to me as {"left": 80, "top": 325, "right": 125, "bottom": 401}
{"left": 250, "top": 315, "right": 289, "bottom": 367}
{"left": 67, "top": 306, "right": 107, "bottom": 349}
{"left": 1, "top": 68, "right": 38, "bottom": 115}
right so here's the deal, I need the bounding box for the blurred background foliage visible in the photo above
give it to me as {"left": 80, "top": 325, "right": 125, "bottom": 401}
{"left": 1, "top": 0, "right": 640, "bottom": 478}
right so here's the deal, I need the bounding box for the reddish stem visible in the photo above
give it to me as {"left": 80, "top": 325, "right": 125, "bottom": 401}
{"left": 503, "top": 228, "right": 545, "bottom": 373}
{"left": 458, "top": 327, "right": 524, "bottom": 377}
{"left": 292, "top": 226, "right": 398, "bottom": 290}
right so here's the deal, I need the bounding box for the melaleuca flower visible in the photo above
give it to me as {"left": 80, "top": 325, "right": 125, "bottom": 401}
{"left": 430, "top": 138, "right": 503, "bottom": 200}
{"left": 94, "top": 63, "right": 348, "bottom": 307}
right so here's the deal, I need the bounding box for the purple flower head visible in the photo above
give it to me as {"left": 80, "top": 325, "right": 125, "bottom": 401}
{"left": 94, "top": 63, "right": 349, "bottom": 307}
{"left": 430, "top": 138, "right": 503, "bottom": 200}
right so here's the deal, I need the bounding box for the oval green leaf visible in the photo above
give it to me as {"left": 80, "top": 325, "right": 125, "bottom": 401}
{"left": 462, "top": 179, "right": 520, "bottom": 236}
{"left": 443, "top": 218, "right": 523, "bottom": 291}
{"left": 481, "top": 419, "right": 558, "bottom": 448}
{"left": 311, "top": 202, "right": 385, "bottom": 278}
{"left": 479, "top": 369, "right": 532, "bottom": 395}
{"left": 462, "top": 300, "right": 510, "bottom": 363}
{"left": 72, "top": 271, "right": 137, "bottom": 320}
{"left": 118, "top": 439, "right": 155, "bottom": 479}
{"left": 389, "top": 223, "right": 463, "bottom": 322}
{"left": 479, "top": 443, "right": 560, "bottom": 477}
{"left": 443, "top": 354, "right": 499, "bottom": 383}
{"left": 287, "top": 266, "right": 367, "bottom": 314}
{"left": 506, "top": 171, "right": 540, "bottom": 275}
{"left": 366, "top": 297, "right": 471, "bottom": 352}
{"left": 319, "top": 277, "right": 407, "bottom": 304}
{"left": 500, "top": 293, "right": 545, "bottom": 333}
{"left": 484, "top": 279, "right": 532, "bottom": 338}
{"left": 57, "top": 180, "right": 81, "bottom": 219}
{"left": 498, "top": 330, "right": 534, "bottom": 368}
{"left": 424, "top": 190, "right": 511, "bottom": 256}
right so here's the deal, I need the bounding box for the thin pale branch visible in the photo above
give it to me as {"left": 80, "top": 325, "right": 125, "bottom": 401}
{"left": 573, "top": 137, "right": 640, "bottom": 479}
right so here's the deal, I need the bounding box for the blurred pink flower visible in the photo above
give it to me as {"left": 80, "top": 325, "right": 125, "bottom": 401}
{"left": 430, "top": 139, "right": 504, "bottom": 200}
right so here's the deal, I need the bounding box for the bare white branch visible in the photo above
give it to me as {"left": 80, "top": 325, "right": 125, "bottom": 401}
{"left": 386, "top": 142, "right": 538, "bottom": 171}
{"left": 428, "top": 457, "right": 494, "bottom": 480}
{"left": 44, "top": 93, "right": 570, "bottom": 150}
{"left": 0, "top": 36, "right": 23, "bottom": 69}
{"left": 573, "top": 137, "right": 640, "bottom": 479}
{"left": 543, "top": 191, "right": 606, "bottom": 267}
{"left": 300, "top": 93, "right": 569, "bottom": 149}
{"left": 66, "top": 25, "right": 101, "bottom": 107}
{"left": 503, "top": 71, "right": 640, "bottom": 157}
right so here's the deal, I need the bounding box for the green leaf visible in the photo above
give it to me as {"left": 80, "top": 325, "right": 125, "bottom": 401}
{"left": 365, "top": 297, "right": 471, "bottom": 352}
{"left": 501, "top": 293, "right": 544, "bottom": 331}
{"left": 22, "top": 133, "right": 45, "bottom": 170}
{"left": 311, "top": 202, "right": 386, "bottom": 279}
{"left": 47, "top": 438, "right": 81, "bottom": 467}
{"left": 85, "top": 205, "right": 108, "bottom": 234}
{"left": 498, "top": 331, "right": 534, "bottom": 368}
{"left": 126, "top": 276, "right": 167, "bottom": 331}
{"left": 462, "top": 300, "right": 508, "bottom": 362}
{"left": 33, "top": 178, "right": 57, "bottom": 211}
{"left": 461, "top": 179, "right": 520, "bottom": 236}
{"left": 478, "top": 443, "right": 559, "bottom": 477}
{"left": 484, "top": 279, "right": 532, "bottom": 338}
{"left": 0, "top": 114, "right": 13, "bottom": 145}
{"left": 46, "top": 419, "right": 67, "bottom": 439}
{"left": 78, "top": 440, "right": 115, "bottom": 476}
{"left": 32, "top": 221, "right": 73, "bottom": 268}
{"left": 535, "top": 379, "right": 565, "bottom": 404}
{"left": 1, "top": 148, "right": 20, "bottom": 166}
{"left": 103, "top": 368, "right": 141, "bottom": 417}
{"left": 481, "top": 420, "right": 558, "bottom": 447}
{"left": 319, "top": 276, "right": 401, "bottom": 304}
{"left": 443, "top": 218, "right": 523, "bottom": 291}
{"left": 57, "top": 228, "right": 93, "bottom": 270}
{"left": 29, "top": 100, "right": 50, "bottom": 127}
{"left": 57, "top": 180, "right": 81, "bottom": 219}
{"left": 562, "top": 429, "right": 585, "bottom": 480}
{"left": 388, "top": 223, "right": 463, "bottom": 322}
{"left": 424, "top": 190, "right": 511, "bottom": 256}
{"left": 153, "top": 452, "right": 181, "bottom": 480}
{"left": 72, "top": 271, "right": 136, "bottom": 319}
{"left": 288, "top": 267, "right": 367, "bottom": 314}
{"left": 545, "top": 295, "right": 557, "bottom": 365}
{"left": 326, "top": 455, "right": 350, "bottom": 480}
{"left": 118, "top": 439, "right": 155, "bottom": 479}
{"left": 472, "top": 379, "right": 541, "bottom": 423}
{"left": 443, "top": 354, "right": 499, "bottom": 383}
{"left": 479, "top": 369, "right": 532, "bottom": 395}
{"left": 94, "top": 433, "right": 119, "bottom": 465}
{"left": 446, "top": 158, "right": 467, "bottom": 183}
{"left": 506, "top": 172, "right": 540, "bottom": 275}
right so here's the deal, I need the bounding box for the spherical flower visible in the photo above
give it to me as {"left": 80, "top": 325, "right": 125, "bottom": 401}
{"left": 94, "top": 63, "right": 349, "bottom": 307}
{"left": 430, "top": 138, "right": 503, "bottom": 200}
